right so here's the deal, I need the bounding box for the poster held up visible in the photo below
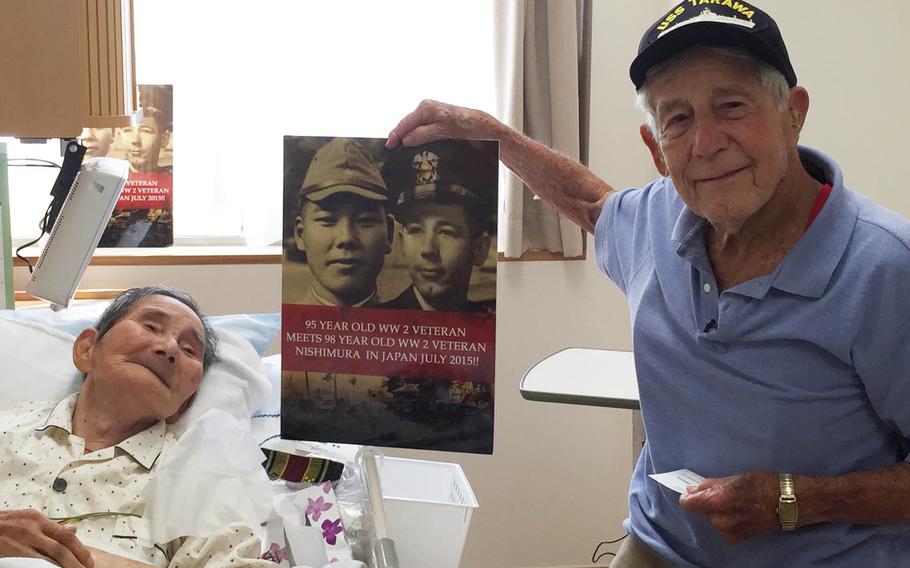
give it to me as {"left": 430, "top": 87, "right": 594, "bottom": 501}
{"left": 281, "top": 136, "right": 498, "bottom": 454}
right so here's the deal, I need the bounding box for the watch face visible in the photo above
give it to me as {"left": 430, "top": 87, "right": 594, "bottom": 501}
{"left": 779, "top": 499, "right": 798, "bottom": 526}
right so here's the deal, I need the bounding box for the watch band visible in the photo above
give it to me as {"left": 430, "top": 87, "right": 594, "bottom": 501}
{"left": 777, "top": 472, "right": 798, "bottom": 531}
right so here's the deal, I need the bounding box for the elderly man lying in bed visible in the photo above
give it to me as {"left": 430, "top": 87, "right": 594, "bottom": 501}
{"left": 0, "top": 286, "right": 276, "bottom": 568}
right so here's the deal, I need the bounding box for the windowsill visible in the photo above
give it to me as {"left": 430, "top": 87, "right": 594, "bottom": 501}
{"left": 12, "top": 242, "right": 586, "bottom": 267}
{"left": 12, "top": 245, "right": 282, "bottom": 267}
{"left": 497, "top": 250, "right": 586, "bottom": 262}
{"left": 496, "top": 235, "right": 588, "bottom": 262}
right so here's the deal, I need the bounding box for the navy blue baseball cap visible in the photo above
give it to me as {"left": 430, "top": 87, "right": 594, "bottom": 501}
{"left": 630, "top": 1, "right": 797, "bottom": 90}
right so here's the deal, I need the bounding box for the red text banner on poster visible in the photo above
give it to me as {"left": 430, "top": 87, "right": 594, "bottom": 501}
{"left": 115, "top": 173, "right": 173, "bottom": 209}
{"left": 282, "top": 304, "right": 495, "bottom": 383}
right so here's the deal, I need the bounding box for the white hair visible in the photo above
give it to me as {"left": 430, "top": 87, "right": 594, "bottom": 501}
{"left": 635, "top": 45, "right": 791, "bottom": 137}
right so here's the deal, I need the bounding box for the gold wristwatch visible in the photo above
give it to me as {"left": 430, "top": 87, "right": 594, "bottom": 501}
{"left": 777, "top": 473, "right": 798, "bottom": 531}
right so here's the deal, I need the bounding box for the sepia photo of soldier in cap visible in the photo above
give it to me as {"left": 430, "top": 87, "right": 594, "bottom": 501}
{"left": 293, "top": 137, "right": 395, "bottom": 307}
{"left": 381, "top": 140, "right": 496, "bottom": 313}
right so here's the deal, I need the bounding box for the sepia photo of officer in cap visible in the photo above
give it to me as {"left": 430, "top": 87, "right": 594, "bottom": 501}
{"left": 381, "top": 140, "right": 496, "bottom": 313}
{"left": 293, "top": 137, "right": 395, "bottom": 307}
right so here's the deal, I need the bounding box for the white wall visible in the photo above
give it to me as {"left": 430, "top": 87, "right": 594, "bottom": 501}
{"left": 11, "top": 1, "right": 910, "bottom": 567}
{"left": 766, "top": 0, "right": 910, "bottom": 211}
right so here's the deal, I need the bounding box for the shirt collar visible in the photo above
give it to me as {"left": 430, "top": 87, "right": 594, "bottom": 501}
{"left": 413, "top": 287, "right": 436, "bottom": 311}
{"left": 670, "top": 188, "right": 704, "bottom": 246}
{"left": 38, "top": 393, "right": 79, "bottom": 433}
{"left": 37, "top": 392, "right": 170, "bottom": 470}
{"left": 670, "top": 190, "right": 713, "bottom": 275}
{"left": 669, "top": 146, "right": 857, "bottom": 299}
{"left": 768, "top": 146, "right": 857, "bottom": 298}
{"left": 311, "top": 287, "right": 377, "bottom": 307}
{"left": 117, "top": 420, "right": 169, "bottom": 470}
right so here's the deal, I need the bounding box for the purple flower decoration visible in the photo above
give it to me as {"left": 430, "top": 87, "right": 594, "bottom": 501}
{"left": 322, "top": 481, "right": 333, "bottom": 494}
{"left": 260, "top": 542, "right": 289, "bottom": 564}
{"left": 306, "top": 495, "right": 333, "bottom": 522}
{"left": 321, "top": 518, "right": 344, "bottom": 545}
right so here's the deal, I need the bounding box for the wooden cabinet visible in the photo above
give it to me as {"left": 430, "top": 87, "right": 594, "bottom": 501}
{"left": 0, "top": 0, "right": 139, "bottom": 139}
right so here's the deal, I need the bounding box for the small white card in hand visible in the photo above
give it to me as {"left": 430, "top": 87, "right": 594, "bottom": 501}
{"left": 649, "top": 469, "right": 706, "bottom": 494}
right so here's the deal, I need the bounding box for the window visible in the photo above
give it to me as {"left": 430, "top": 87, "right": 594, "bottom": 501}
{"left": 2, "top": 1, "right": 497, "bottom": 247}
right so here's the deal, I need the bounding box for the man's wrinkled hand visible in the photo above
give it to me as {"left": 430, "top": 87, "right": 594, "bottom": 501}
{"left": 0, "top": 509, "right": 93, "bottom": 568}
{"left": 678, "top": 472, "right": 780, "bottom": 543}
{"left": 386, "top": 99, "right": 497, "bottom": 149}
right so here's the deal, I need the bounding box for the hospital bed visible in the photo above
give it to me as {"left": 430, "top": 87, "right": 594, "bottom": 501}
{"left": 0, "top": 302, "right": 476, "bottom": 568}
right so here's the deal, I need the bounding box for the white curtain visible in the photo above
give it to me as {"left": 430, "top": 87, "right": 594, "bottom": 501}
{"left": 495, "top": 0, "right": 586, "bottom": 258}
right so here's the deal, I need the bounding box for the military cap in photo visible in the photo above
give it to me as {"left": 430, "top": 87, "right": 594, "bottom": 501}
{"left": 138, "top": 84, "right": 173, "bottom": 131}
{"left": 300, "top": 137, "right": 389, "bottom": 202}
{"left": 630, "top": 0, "right": 797, "bottom": 90}
{"left": 381, "top": 139, "right": 498, "bottom": 224}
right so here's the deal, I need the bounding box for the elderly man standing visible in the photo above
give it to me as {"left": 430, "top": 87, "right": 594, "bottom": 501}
{"left": 388, "top": 2, "right": 910, "bottom": 567}
{"left": 0, "top": 286, "right": 274, "bottom": 568}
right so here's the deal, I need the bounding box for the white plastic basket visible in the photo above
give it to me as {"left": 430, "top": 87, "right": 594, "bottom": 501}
{"left": 379, "top": 457, "right": 479, "bottom": 568}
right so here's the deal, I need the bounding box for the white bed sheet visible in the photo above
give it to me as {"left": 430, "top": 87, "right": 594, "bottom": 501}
{"left": 0, "top": 559, "right": 57, "bottom": 568}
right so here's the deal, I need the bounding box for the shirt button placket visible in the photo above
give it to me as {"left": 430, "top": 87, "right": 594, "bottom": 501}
{"left": 699, "top": 277, "right": 720, "bottom": 337}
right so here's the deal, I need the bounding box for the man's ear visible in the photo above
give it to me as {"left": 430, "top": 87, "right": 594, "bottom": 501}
{"left": 160, "top": 130, "right": 172, "bottom": 152}
{"left": 166, "top": 392, "right": 196, "bottom": 424}
{"left": 73, "top": 328, "right": 100, "bottom": 374}
{"left": 787, "top": 86, "right": 810, "bottom": 138}
{"left": 294, "top": 215, "right": 307, "bottom": 253}
{"left": 472, "top": 233, "right": 492, "bottom": 266}
{"left": 640, "top": 124, "right": 669, "bottom": 177}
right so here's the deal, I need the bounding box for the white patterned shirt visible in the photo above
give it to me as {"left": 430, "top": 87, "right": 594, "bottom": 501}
{"left": 0, "top": 395, "right": 276, "bottom": 568}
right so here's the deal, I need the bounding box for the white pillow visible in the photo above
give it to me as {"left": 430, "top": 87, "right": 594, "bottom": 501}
{"left": 174, "top": 327, "right": 271, "bottom": 436}
{"left": 0, "top": 317, "right": 270, "bottom": 435}
{"left": 0, "top": 318, "right": 82, "bottom": 403}
{"left": 250, "top": 354, "right": 282, "bottom": 446}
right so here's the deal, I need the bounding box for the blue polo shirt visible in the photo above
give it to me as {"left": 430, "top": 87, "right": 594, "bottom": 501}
{"left": 595, "top": 146, "right": 910, "bottom": 567}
